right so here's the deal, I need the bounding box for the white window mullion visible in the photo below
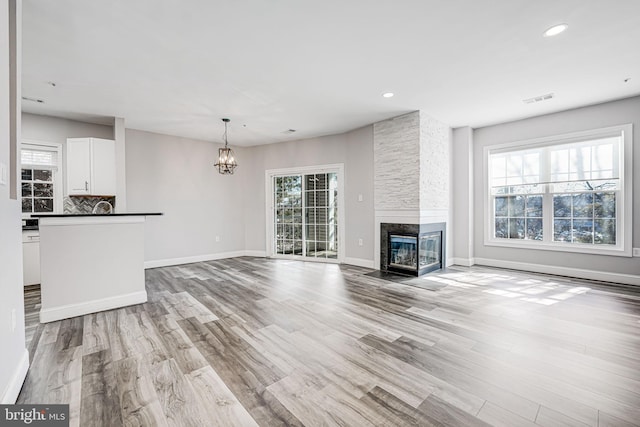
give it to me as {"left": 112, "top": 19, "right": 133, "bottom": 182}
{"left": 542, "top": 188, "right": 552, "bottom": 244}
{"left": 301, "top": 174, "right": 306, "bottom": 258}
{"left": 543, "top": 147, "right": 553, "bottom": 244}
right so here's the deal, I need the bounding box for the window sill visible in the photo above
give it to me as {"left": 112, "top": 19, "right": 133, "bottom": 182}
{"left": 484, "top": 239, "right": 631, "bottom": 258}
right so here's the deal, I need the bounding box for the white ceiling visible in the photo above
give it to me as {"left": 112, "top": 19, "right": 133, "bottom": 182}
{"left": 21, "top": 0, "right": 640, "bottom": 146}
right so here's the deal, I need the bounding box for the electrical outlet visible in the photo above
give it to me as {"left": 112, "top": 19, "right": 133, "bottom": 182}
{"left": 633, "top": 248, "right": 640, "bottom": 257}
{"left": 215, "top": 236, "right": 220, "bottom": 242}
{"left": 11, "top": 309, "right": 16, "bottom": 332}
{"left": 358, "top": 238, "right": 363, "bottom": 246}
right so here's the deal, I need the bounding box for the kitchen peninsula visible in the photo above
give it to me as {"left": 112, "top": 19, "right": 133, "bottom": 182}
{"left": 33, "top": 213, "right": 162, "bottom": 323}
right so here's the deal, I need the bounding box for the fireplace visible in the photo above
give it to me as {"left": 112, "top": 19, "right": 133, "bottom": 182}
{"left": 381, "top": 222, "right": 445, "bottom": 276}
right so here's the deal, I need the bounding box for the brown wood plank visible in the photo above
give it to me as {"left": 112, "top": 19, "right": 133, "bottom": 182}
{"left": 114, "top": 356, "right": 167, "bottom": 426}
{"left": 80, "top": 350, "right": 122, "bottom": 427}
{"left": 186, "top": 365, "right": 260, "bottom": 427}
{"left": 417, "top": 394, "right": 493, "bottom": 427}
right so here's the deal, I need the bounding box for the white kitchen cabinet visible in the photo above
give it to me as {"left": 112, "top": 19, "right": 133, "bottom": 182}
{"left": 23, "top": 231, "right": 40, "bottom": 286}
{"left": 66, "top": 137, "right": 116, "bottom": 195}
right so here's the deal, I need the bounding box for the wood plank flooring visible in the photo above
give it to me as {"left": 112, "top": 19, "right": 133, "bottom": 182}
{"left": 24, "top": 284, "right": 41, "bottom": 356}
{"left": 18, "top": 257, "right": 640, "bottom": 426}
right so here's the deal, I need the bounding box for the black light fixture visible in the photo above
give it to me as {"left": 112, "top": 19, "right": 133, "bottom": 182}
{"left": 214, "top": 118, "right": 238, "bottom": 175}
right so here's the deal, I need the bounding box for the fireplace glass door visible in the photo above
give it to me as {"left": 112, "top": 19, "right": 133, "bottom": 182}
{"left": 419, "top": 232, "right": 441, "bottom": 270}
{"left": 389, "top": 235, "right": 417, "bottom": 270}
{"left": 273, "top": 173, "right": 338, "bottom": 260}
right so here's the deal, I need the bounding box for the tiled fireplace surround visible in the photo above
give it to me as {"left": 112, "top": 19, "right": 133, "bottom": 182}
{"left": 373, "top": 111, "right": 451, "bottom": 273}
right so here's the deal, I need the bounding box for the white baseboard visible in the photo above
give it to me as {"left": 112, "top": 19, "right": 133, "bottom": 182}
{"left": 40, "top": 291, "right": 148, "bottom": 323}
{"left": 450, "top": 257, "right": 476, "bottom": 267}
{"left": 244, "top": 250, "right": 267, "bottom": 258}
{"left": 343, "top": 257, "right": 375, "bottom": 269}
{"left": 1, "top": 349, "right": 29, "bottom": 404}
{"left": 474, "top": 257, "right": 640, "bottom": 286}
{"left": 144, "top": 251, "right": 250, "bottom": 269}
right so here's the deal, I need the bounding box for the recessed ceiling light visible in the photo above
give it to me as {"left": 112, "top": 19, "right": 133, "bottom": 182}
{"left": 543, "top": 23, "right": 568, "bottom": 37}
{"left": 382, "top": 92, "right": 394, "bottom": 98}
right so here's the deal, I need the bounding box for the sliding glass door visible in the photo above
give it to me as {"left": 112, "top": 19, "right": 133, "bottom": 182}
{"left": 304, "top": 173, "right": 338, "bottom": 259}
{"left": 271, "top": 167, "right": 342, "bottom": 261}
{"left": 274, "top": 175, "right": 303, "bottom": 255}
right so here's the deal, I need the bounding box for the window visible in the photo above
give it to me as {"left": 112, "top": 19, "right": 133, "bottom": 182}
{"left": 485, "top": 125, "right": 632, "bottom": 256}
{"left": 21, "top": 142, "right": 63, "bottom": 215}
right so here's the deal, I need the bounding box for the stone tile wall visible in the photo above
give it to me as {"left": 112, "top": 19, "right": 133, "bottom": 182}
{"left": 373, "top": 111, "right": 421, "bottom": 210}
{"left": 419, "top": 113, "right": 450, "bottom": 210}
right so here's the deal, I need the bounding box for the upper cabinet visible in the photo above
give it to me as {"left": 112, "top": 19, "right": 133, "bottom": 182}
{"left": 66, "top": 138, "right": 116, "bottom": 196}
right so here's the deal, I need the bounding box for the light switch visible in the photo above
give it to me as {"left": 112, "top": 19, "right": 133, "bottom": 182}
{"left": 0, "top": 162, "right": 7, "bottom": 185}
{"left": 357, "top": 194, "right": 363, "bottom": 202}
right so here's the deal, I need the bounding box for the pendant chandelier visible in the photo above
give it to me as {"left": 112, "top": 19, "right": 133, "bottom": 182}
{"left": 214, "top": 118, "right": 238, "bottom": 175}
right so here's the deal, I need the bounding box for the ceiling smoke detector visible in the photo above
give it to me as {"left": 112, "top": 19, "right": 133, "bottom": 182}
{"left": 523, "top": 93, "right": 555, "bottom": 104}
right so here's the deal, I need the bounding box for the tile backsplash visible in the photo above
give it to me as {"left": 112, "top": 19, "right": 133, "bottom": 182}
{"left": 64, "top": 196, "right": 116, "bottom": 214}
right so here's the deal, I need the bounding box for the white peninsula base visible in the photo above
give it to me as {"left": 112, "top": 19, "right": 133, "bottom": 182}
{"left": 38, "top": 215, "right": 148, "bottom": 323}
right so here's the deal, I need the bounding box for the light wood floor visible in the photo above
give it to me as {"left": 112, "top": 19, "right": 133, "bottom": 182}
{"left": 24, "top": 284, "right": 41, "bottom": 353}
{"left": 18, "top": 257, "right": 640, "bottom": 427}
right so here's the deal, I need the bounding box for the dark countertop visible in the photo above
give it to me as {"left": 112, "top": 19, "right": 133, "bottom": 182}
{"left": 32, "top": 213, "right": 163, "bottom": 218}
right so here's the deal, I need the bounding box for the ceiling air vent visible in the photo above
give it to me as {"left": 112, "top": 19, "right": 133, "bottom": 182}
{"left": 22, "top": 96, "right": 45, "bottom": 103}
{"left": 523, "top": 93, "right": 554, "bottom": 104}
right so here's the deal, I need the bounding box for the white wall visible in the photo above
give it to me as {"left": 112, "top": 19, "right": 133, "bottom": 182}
{"left": 468, "top": 96, "right": 640, "bottom": 280}
{"left": 243, "top": 125, "right": 375, "bottom": 265}
{"left": 22, "top": 117, "right": 375, "bottom": 267}
{"left": 22, "top": 112, "right": 113, "bottom": 144}
{"left": 451, "top": 126, "right": 474, "bottom": 265}
{"left": 26, "top": 96, "right": 640, "bottom": 284}
{"left": 125, "top": 129, "right": 247, "bottom": 266}
{"left": 1, "top": 0, "right": 28, "bottom": 404}
{"left": 113, "top": 117, "right": 127, "bottom": 211}
{"left": 21, "top": 112, "right": 115, "bottom": 196}
{"left": 419, "top": 112, "right": 450, "bottom": 211}
{"left": 345, "top": 126, "right": 375, "bottom": 262}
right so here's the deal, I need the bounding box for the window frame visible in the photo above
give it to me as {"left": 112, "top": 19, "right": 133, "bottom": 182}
{"left": 483, "top": 124, "right": 633, "bottom": 257}
{"left": 21, "top": 140, "right": 63, "bottom": 217}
